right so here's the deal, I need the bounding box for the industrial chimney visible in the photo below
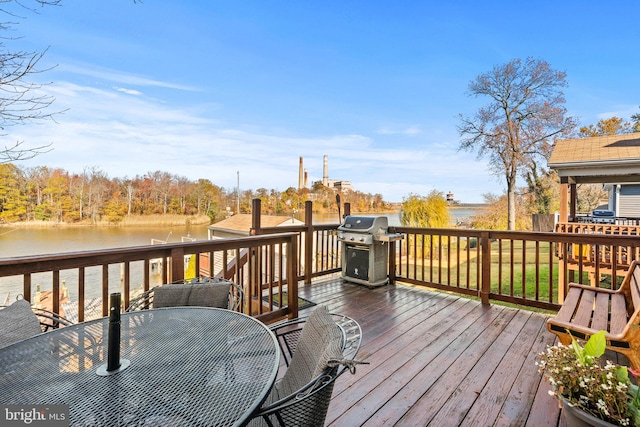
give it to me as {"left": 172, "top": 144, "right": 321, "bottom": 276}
{"left": 323, "top": 155, "right": 328, "bottom": 187}
{"left": 298, "top": 157, "right": 304, "bottom": 190}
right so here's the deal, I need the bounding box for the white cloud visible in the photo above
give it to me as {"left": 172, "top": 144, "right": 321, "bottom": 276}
{"left": 57, "top": 63, "right": 198, "bottom": 92}
{"left": 114, "top": 87, "right": 143, "bottom": 96}
{"left": 376, "top": 126, "right": 422, "bottom": 136}
{"left": 596, "top": 105, "right": 640, "bottom": 121}
{"left": 12, "top": 80, "right": 501, "bottom": 203}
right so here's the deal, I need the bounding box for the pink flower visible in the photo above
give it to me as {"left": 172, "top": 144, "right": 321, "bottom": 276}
{"left": 629, "top": 368, "right": 640, "bottom": 378}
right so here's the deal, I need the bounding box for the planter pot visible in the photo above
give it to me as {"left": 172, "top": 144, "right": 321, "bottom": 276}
{"left": 560, "top": 398, "right": 617, "bottom": 427}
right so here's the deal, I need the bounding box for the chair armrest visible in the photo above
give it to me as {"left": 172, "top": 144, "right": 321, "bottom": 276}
{"left": 567, "top": 282, "right": 619, "bottom": 294}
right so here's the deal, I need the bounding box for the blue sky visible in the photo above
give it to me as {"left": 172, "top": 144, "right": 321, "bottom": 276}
{"left": 8, "top": 1, "right": 640, "bottom": 203}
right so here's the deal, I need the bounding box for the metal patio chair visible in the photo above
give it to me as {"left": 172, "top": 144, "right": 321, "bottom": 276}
{"left": 126, "top": 277, "right": 244, "bottom": 312}
{"left": 0, "top": 297, "right": 74, "bottom": 348}
{"left": 245, "top": 306, "right": 365, "bottom": 427}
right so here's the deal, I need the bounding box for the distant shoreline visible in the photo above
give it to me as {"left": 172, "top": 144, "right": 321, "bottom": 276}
{"left": 0, "top": 205, "right": 485, "bottom": 229}
{"left": 450, "top": 203, "right": 488, "bottom": 209}
{"left": 0, "top": 214, "right": 212, "bottom": 228}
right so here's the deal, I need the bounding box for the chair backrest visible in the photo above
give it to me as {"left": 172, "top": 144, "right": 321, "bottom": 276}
{"left": 153, "top": 282, "right": 231, "bottom": 308}
{"left": 125, "top": 278, "right": 243, "bottom": 312}
{"left": 0, "top": 299, "right": 43, "bottom": 348}
{"left": 247, "top": 306, "right": 362, "bottom": 427}
{"left": 275, "top": 306, "right": 344, "bottom": 397}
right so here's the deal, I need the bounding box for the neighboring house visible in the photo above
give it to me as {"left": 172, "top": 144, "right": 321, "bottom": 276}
{"left": 548, "top": 132, "right": 640, "bottom": 222}
{"left": 203, "top": 214, "right": 305, "bottom": 281}
{"left": 207, "top": 214, "right": 303, "bottom": 239}
{"left": 603, "top": 183, "right": 640, "bottom": 219}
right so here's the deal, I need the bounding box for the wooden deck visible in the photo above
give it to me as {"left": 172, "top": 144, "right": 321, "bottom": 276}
{"left": 296, "top": 276, "right": 563, "bottom": 427}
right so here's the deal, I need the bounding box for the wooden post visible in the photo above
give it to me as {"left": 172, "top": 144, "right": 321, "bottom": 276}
{"left": 102, "top": 265, "right": 109, "bottom": 317}
{"left": 250, "top": 198, "right": 261, "bottom": 310}
{"left": 251, "top": 198, "right": 261, "bottom": 235}
{"left": 570, "top": 183, "right": 577, "bottom": 222}
{"left": 287, "top": 233, "right": 299, "bottom": 320}
{"left": 389, "top": 239, "right": 397, "bottom": 284}
{"left": 480, "top": 231, "right": 491, "bottom": 305}
{"left": 23, "top": 274, "right": 31, "bottom": 304}
{"left": 52, "top": 270, "right": 60, "bottom": 317}
{"left": 304, "top": 200, "right": 313, "bottom": 284}
{"left": 79, "top": 268, "right": 85, "bottom": 322}
{"left": 559, "top": 182, "right": 568, "bottom": 223}
{"left": 170, "top": 247, "right": 185, "bottom": 282}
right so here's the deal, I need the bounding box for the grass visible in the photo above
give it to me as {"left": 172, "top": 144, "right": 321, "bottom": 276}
{"left": 397, "top": 239, "right": 602, "bottom": 306}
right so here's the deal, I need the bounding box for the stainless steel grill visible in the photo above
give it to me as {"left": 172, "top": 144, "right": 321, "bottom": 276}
{"left": 336, "top": 216, "right": 404, "bottom": 287}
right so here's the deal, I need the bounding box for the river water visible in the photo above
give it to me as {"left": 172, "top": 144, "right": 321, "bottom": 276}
{"left": 0, "top": 208, "right": 479, "bottom": 305}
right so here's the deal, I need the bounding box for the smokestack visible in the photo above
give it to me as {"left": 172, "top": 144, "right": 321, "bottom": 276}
{"left": 304, "top": 169, "right": 308, "bottom": 188}
{"left": 298, "top": 156, "right": 304, "bottom": 189}
{"left": 323, "top": 154, "right": 328, "bottom": 187}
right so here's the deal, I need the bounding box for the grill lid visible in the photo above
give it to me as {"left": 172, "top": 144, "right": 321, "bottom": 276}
{"left": 338, "top": 216, "right": 388, "bottom": 233}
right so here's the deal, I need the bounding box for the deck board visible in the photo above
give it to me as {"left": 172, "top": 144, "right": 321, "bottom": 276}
{"left": 297, "top": 276, "right": 561, "bottom": 427}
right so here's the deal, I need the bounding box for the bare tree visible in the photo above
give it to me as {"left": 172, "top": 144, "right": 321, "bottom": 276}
{"left": 458, "top": 58, "right": 576, "bottom": 230}
{"left": 0, "top": 0, "right": 63, "bottom": 163}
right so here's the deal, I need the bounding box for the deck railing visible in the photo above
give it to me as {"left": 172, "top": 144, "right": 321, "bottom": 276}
{"left": 250, "top": 199, "right": 342, "bottom": 283}
{"left": 391, "top": 226, "right": 640, "bottom": 311}
{"left": 0, "top": 232, "right": 300, "bottom": 324}
{"left": 3, "top": 200, "right": 640, "bottom": 322}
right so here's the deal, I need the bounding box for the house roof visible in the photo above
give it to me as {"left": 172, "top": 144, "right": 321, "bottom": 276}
{"left": 548, "top": 132, "right": 640, "bottom": 184}
{"left": 208, "top": 214, "right": 302, "bottom": 235}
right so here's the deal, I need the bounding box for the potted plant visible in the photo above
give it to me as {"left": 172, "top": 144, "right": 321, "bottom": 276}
{"left": 537, "top": 330, "right": 640, "bottom": 426}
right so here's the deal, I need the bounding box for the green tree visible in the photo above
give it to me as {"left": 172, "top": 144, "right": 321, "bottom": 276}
{"left": 400, "top": 191, "right": 451, "bottom": 258}
{"left": 458, "top": 57, "right": 576, "bottom": 230}
{"left": 400, "top": 191, "right": 450, "bottom": 228}
{"left": 524, "top": 162, "right": 559, "bottom": 214}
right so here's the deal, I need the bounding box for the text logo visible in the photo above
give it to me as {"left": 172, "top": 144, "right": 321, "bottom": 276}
{"left": 1, "top": 405, "right": 68, "bottom": 426}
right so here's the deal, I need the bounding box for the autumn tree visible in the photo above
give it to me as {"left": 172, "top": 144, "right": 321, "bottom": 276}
{"left": 579, "top": 117, "right": 632, "bottom": 137}
{"left": 574, "top": 115, "right": 636, "bottom": 212}
{"left": 0, "top": 163, "right": 27, "bottom": 221}
{"left": 632, "top": 108, "right": 640, "bottom": 133}
{"left": 458, "top": 58, "right": 576, "bottom": 230}
{"left": 470, "top": 193, "right": 531, "bottom": 230}
{"left": 576, "top": 183, "right": 607, "bottom": 213}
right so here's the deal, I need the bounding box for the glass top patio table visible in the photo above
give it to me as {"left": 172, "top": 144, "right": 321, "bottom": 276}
{"left": 0, "top": 307, "right": 280, "bottom": 427}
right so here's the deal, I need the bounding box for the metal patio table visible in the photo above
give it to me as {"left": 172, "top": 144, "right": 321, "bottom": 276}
{"left": 0, "top": 307, "right": 280, "bottom": 426}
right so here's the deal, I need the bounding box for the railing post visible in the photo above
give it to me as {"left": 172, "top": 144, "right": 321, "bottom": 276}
{"left": 52, "top": 270, "right": 60, "bottom": 318}
{"left": 250, "top": 198, "right": 261, "bottom": 309}
{"left": 304, "top": 200, "right": 313, "bottom": 284}
{"left": 389, "top": 238, "right": 397, "bottom": 284}
{"left": 287, "top": 233, "right": 299, "bottom": 320}
{"left": 480, "top": 231, "right": 491, "bottom": 305}
{"left": 23, "top": 274, "right": 31, "bottom": 304}
{"left": 344, "top": 202, "right": 351, "bottom": 218}
{"left": 170, "top": 247, "right": 185, "bottom": 282}
{"left": 251, "top": 198, "right": 262, "bottom": 235}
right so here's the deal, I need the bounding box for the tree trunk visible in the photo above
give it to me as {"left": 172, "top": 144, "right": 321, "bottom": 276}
{"left": 507, "top": 180, "right": 516, "bottom": 231}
